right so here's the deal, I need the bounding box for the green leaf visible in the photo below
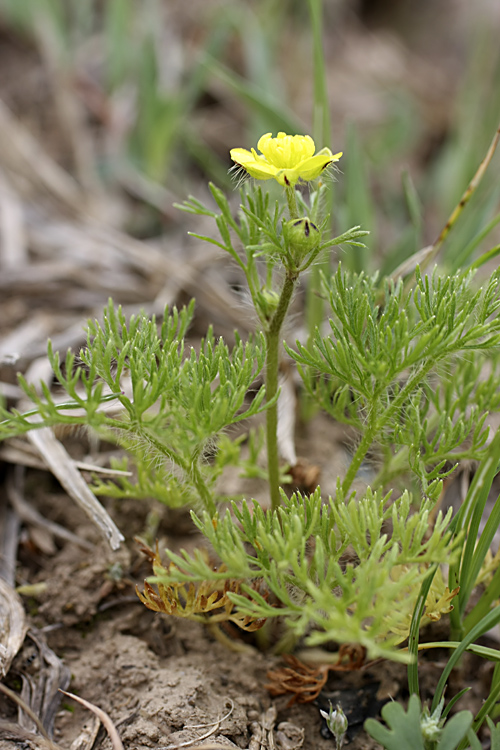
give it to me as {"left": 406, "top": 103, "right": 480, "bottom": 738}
{"left": 364, "top": 695, "right": 425, "bottom": 750}
{"left": 438, "top": 712, "right": 473, "bottom": 750}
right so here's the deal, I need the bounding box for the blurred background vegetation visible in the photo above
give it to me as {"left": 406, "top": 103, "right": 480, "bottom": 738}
{"left": 0, "top": 0, "right": 499, "bottom": 280}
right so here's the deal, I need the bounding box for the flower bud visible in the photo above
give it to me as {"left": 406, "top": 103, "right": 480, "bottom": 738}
{"left": 420, "top": 700, "right": 444, "bottom": 742}
{"left": 284, "top": 217, "right": 321, "bottom": 262}
{"left": 256, "top": 288, "right": 280, "bottom": 321}
{"left": 320, "top": 703, "right": 348, "bottom": 749}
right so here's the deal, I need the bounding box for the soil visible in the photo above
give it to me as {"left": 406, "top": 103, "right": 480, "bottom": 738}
{"left": 1, "top": 1, "right": 500, "bottom": 748}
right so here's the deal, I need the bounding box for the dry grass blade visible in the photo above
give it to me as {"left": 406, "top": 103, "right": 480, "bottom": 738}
{"left": 0, "top": 503, "right": 20, "bottom": 585}
{"left": 115, "top": 163, "right": 179, "bottom": 220}
{"left": 0, "top": 439, "right": 47, "bottom": 471}
{"left": 7, "top": 471, "right": 93, "bottom": 551}
{"left": 8, "top": 352, "right": 124, "bottom": 551}
{"left": 422, "top": 118, "right": 500, "bottom": 271}
{"left": 0, "top": 441, "right": 132, "bottom": 480}
{"left": 157, "top": 700, "right": 234, "bottom": 750}
{"left": 0, "top": 718, "right": 62, "bottom": 749}
{"left": 0, "top": 683, "right": 60, "bottom": 749}
{"left": 394, "top": 119, "right": 500, "bottom": 290}
{"left": 0, "top": 576, "right": 27, "bottom": 678}
{"left": 25, "top": 629, "right": 71, "bottom": 737}
{"left": 0, "top": 98, "right": 84, "bottom": 214}
{"left": 0, "top": 168, "right": 27, "bottom": 269}
{"left": 68, "top": 713, "right": 100, "bottom": 750}
{"left": 27, "top": 424, "right": 124, "bottom": 550}
{"left": 389, "top": 244, "right": 434, "bottom": 283}
{"left": 34, "top": 11, "right": 104, "bottom": 203}
{"left": 60, "top": 690, "right": 124, "bottom": 750}
{"left": 0, "top": 316, "right": 52, "bottom": 362}
{"left": 184, "top": 699, "right": 234, "bottom": 731}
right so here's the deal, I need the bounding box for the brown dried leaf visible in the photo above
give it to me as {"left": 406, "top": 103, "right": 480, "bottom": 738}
{"left": 136, "top": 542, "right": 269, "bottom": 631}
{"left": 265, "top": 655, "right": 329, "bottom": 706}
{"left": 0, "top": 577, "right": 27, "bottom": 678}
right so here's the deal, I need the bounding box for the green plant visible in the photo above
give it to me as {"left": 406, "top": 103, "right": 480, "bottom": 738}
{"left": 365, "top": 695, "right": 474, "bottom": 750}
{"left": 2, "top": 126, "right": 500, "bottom": 669}
{"left": 2, "top": 106, "right": 500, "bottom": 747}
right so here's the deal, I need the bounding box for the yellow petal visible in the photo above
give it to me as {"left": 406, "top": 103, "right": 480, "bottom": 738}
{"left": 256, "top": 133, "right": 273, "bottom": 152}
{"left": 230, "top": 134, "right": 342, "bottom": 185}
{"left": 230, "top": 148, "right": 278, "bottom": 180}
{"left": 294, "top": 150, "right": 342, "bottom": 181}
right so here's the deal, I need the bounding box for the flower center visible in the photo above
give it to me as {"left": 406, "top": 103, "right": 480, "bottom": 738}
{"left": 258, "top": 133, "right": 316, "bottom": 170}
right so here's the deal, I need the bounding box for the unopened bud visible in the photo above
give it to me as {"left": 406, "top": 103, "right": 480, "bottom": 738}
{"left": 420, "top": 699, "right": 444, "bottom": 743}
{"left": 284, "top": 217, "right": 321, "bottom": 260}
{"left": 256, "top": 288, "right": 280, "bottom": 320}
{"left": 320, "top": 703, "right": 348, "bottom": 750}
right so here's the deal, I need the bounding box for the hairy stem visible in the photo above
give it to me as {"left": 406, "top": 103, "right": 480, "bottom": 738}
{"left": 341, "top": 404, "right": 378, "bottom": 495}
{"left": 140, "top": 426, "right": 216, "bottom": 515}
{"left": 266, "top": 272, "right": 298, "bottom": 511}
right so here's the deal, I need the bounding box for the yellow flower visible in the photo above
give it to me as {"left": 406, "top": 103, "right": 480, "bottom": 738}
{"left": 230, "top": 132, "right": 342, "bottom": 187}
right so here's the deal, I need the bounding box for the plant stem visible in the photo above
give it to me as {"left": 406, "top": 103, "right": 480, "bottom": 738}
{"left": 341, "top": 405, "right": 378, "bottom": 495}
{"left": 207, "top": 622, "right": 254, "bottom": 653}
{"left": 140, "top": 426, "right": 216, "bottom": 515}
{"left": 265, "top": 272, "right": 297, "bottom": 511}
{"left": 189, "top": 461, "right": 217, "bottom": 516}
{"left": 342, "top": 362, "right": 436, "bottom": 495}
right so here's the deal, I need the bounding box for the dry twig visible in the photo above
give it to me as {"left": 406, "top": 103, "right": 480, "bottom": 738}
{"left": 60, "top": 690, "right": 125, "bottom": 750}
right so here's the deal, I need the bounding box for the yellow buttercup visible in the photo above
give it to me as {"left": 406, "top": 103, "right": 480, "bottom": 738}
{"left": 230, "top": 131, "right": 342, "bottom": 187}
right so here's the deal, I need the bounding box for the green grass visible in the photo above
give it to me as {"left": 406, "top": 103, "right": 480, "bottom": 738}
{"left": 1, "top": 0, "right": 498, "bottom": 274}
